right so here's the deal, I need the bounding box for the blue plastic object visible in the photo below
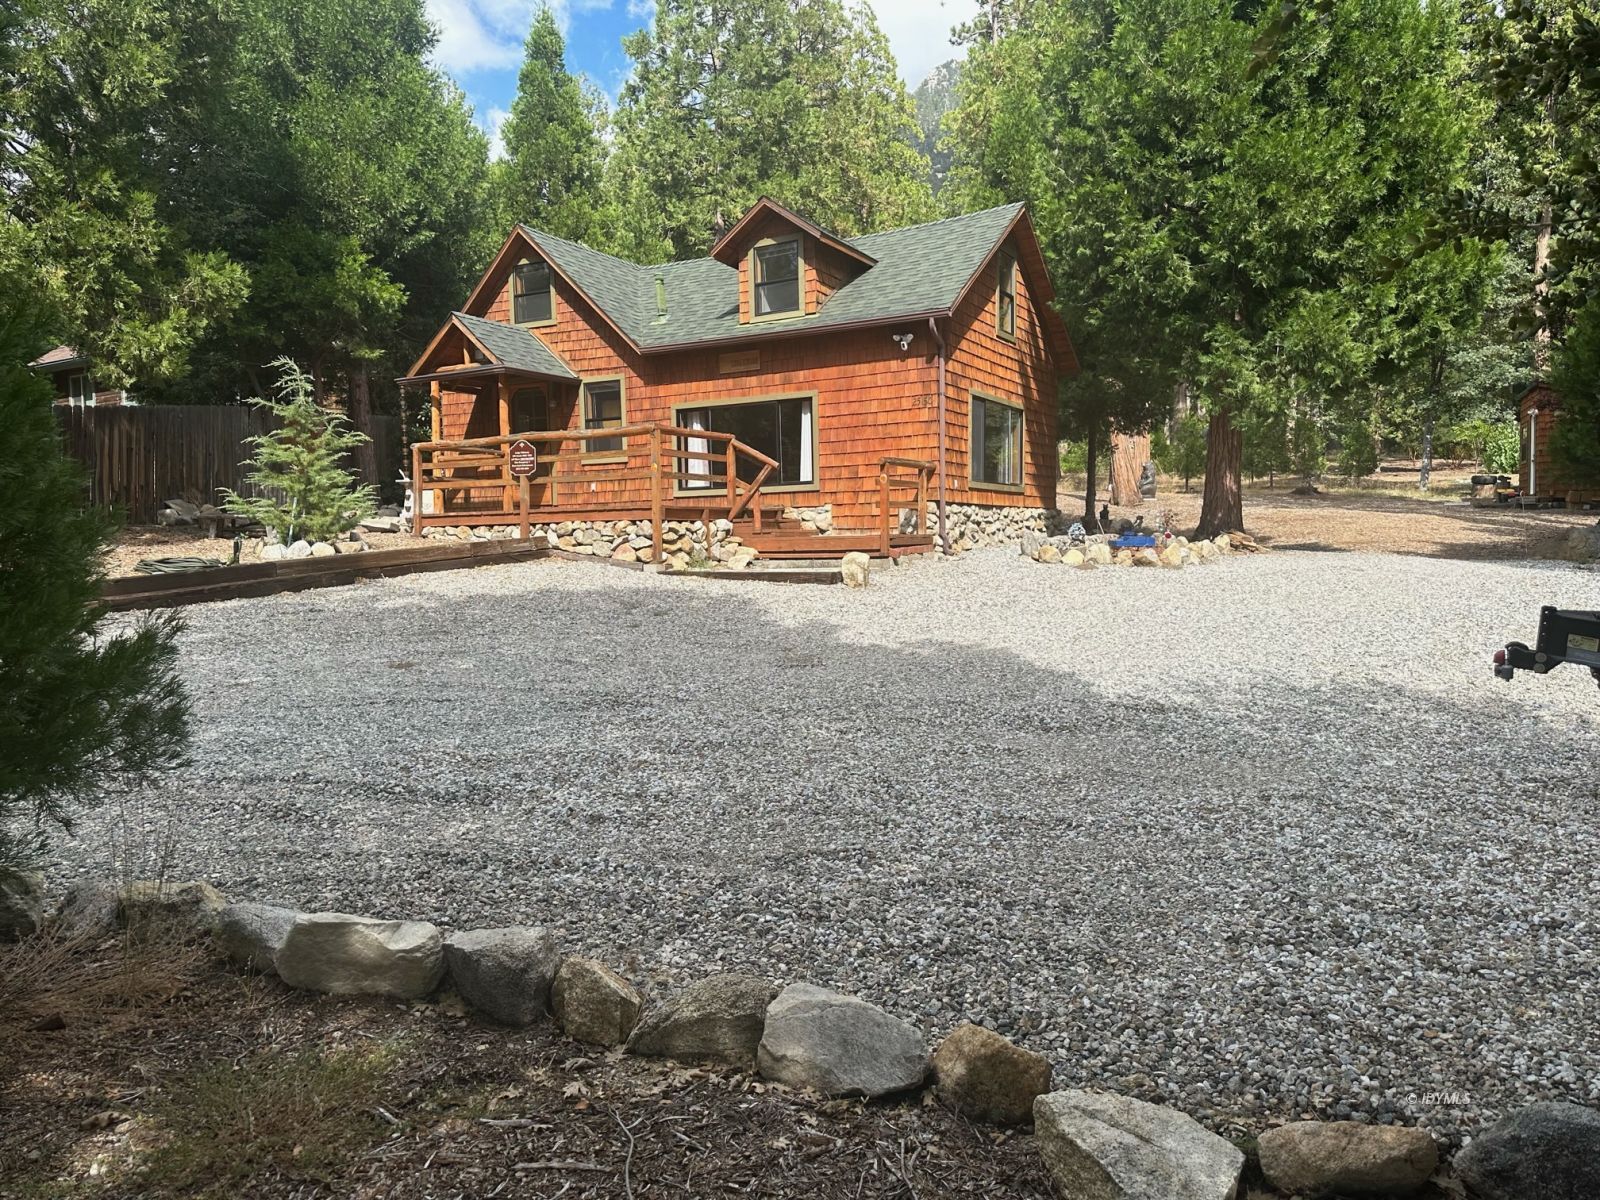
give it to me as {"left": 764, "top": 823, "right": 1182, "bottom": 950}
{"left": 1109, "top": 534, "right": 1157, "bottom": 549}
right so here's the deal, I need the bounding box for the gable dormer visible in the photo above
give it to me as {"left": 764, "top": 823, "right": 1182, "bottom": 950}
{"left": 710, "top": 198, "right": 876, "bottom": 324}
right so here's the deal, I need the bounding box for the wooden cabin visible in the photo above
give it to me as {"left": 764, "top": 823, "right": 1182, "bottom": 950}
{"left": 1519, "top": 381, "right": 1600, "bottom": 506}
{"left": 29, "top": 346, "right": 128, "bottom": 406}
{"left": 399, "top": 198, "right": 1077, "bottom": 558}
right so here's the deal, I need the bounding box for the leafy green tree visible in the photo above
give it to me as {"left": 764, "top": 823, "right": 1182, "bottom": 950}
{"left": 2, "top": 0, "right": 248, "bottom": 385}
{"left": 0, "top": 290, "right": 189, "bottom": 868}
{"left": 139, "top": 0, "right": 493, "bottom": 489}
{"left": 1241, "top": 408, "right": 1291, "bottom": 487}
{"left": 1550, "top": 299, "right": 1600, "bottom": 483}
{"left": 493, "top": 6, "right": 607, "bottom": 241}
{"left": 221, "top": 359, "right": 378, "bottom": 546}
{"left": 946, "top": 0, "right": 1485, "bottom": 536}
{"left": 607, "top": 0, "right": 937, "bottom": 261}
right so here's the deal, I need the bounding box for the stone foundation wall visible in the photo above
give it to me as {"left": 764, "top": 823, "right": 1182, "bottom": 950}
{"left": 900, "top": 503, "right": 1063, "bottom": 552}
{"left": 421, "top": 518, "right": 755, "bottom": 569}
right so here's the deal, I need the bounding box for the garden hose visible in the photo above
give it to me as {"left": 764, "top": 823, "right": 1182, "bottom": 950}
{"left": 133, "top": 556, "right": 228, "bottom": 575}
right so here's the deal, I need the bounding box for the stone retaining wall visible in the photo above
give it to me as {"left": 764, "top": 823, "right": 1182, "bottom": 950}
{"left": 422, "top": 518, "right": 757, "bottom": 569}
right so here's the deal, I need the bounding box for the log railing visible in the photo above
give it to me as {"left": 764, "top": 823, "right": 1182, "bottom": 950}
{"left": 409, "top": 423, "right": 778, "bottom": 562}
{"left": 877, "top": 456, "right": 934, "bottom": 556}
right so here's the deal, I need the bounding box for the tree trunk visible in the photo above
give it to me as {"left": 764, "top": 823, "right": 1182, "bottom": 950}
{"left": 1195, "top": 408, "right": 1243, "bottom": 539}
{"left": 349, "top": 365, "right": 379, "bottom": 488}
{"left": 1533, "top": 93, "right": 1556, "bottom": 374}
{"left": 1419, "top": 415, "right": 1434, "bottom": 492}
{"left": 1109, "top": 430, "right": 1149, "bottom": 507}
{"left": 1083, "top": 421, "right": 1101, "bottom": 524}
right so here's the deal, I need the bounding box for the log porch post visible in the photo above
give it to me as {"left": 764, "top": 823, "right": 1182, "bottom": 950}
{"left": 649, "top": 425, "right": 665, "bottom": 565}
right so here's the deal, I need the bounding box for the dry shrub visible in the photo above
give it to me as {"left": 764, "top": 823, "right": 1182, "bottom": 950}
{"left": 0, "top": 924, "right": 207, "bottom": 1031}
{"left": 138, "top": 1046, "right": 392, "bottom": 1198}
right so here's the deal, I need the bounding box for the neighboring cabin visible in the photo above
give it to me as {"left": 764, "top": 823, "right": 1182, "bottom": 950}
{"left": 400, "top": 197, "right": 1076, "bottom": 551}
{"left": 29, "top": 346, "right": 129, "bottom": 406}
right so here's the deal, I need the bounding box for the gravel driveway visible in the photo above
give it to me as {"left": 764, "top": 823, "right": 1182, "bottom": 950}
{"left": 62, "top": 548, "right": 1600, "bottom": 1143}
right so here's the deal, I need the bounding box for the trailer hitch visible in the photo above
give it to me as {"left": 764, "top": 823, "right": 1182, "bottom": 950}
{"left": 1495, "top": 606, "right": 1600, "bottom": 691}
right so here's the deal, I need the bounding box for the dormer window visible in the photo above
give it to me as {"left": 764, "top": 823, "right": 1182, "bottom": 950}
{"left": 751, "top": 240, "right": 802, "bottom": 319}
{"left": 997, "top": 252, "right": 1018, "bottom": 341}
{"left": 512, "top": 260, "right": 553, "bottom": 326}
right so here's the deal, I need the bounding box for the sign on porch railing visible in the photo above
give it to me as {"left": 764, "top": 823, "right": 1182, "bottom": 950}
{"left": 508, "top": 439, "right": 538, "bottom": 477}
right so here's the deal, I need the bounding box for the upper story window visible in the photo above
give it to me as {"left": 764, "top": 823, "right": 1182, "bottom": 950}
{"left": 752, "top": 240, "right": 801, "bottom": 318}
{"left": 512, "top": 260, "right": 553, "bottom": 326}
{"left": 997, "top": 252, "right": 1018, "bottom": 341}
{"left": 67, "top": 373, "right": 91, "bottom": 407}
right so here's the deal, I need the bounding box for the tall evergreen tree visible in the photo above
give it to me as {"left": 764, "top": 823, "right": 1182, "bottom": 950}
{"left": 0, "top": 284, "right": 189, "bottom": 868}
{"left": 493, "top": 5, "right": 606, "bottom": 242}
{"left": 947, "top": 0, "right": 1487, "bottom": 536}
{"left": 607, "top": 0, "right": 936, "bottom": 261}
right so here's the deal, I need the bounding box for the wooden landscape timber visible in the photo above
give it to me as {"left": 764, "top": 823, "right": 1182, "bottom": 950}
{"left": 100, "top": 538, "right": 549, "bottom": 611}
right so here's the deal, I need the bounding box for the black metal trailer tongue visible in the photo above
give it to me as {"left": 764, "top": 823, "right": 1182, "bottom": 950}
{"left": 1495, "top": 606, "right": 1600, "bottom": 692}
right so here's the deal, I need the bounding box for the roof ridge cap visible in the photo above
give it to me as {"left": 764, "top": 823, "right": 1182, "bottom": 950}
{"left": 850, "top": 202, "right": 1025, "bottom": 243}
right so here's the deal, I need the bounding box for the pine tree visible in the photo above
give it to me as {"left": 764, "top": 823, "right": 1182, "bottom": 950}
{"left": 222, "top": 358, "right": 378, "bottom": 546}
{"left": 607, "top": 0, "right": 936, "bottom": 261}
{"left": 493, "top": 6, "right": 606, "bottom": 241}
{"left": 0, "top": 295, "right": 190, "bottom": 868}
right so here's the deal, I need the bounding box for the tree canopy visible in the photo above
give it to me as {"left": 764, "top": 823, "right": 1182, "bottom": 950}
{"left": 605, "top": 0, "right": 937, "bottom": 262}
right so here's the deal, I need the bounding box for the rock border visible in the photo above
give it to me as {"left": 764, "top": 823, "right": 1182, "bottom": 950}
{"left": 24, "top": 876, "right": 1585, "bottom": 1200}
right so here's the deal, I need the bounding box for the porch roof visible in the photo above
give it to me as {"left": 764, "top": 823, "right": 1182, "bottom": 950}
{"left": 398, "top": 311, "right": 579, "bottom": 386}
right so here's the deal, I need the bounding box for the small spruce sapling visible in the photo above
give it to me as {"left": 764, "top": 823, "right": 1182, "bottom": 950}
{"left": 222, "top": 358, "right": 377, "bottom": 546}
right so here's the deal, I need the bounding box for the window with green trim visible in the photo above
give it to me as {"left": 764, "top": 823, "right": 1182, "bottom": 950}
{"left": 512, "top": 260, "right": 553, "bottom": 325}
{"left": 752, "top": 241, "right": 801, "bottom": 317}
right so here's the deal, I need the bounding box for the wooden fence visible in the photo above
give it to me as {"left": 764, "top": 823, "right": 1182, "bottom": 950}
{"left": 53, "top": 405, "right": 399, "bottom": 525}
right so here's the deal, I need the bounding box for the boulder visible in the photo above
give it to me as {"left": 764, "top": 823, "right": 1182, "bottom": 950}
{"left": 813, "top": 511, "right": 833, "bottom": 533}
{"left": 164, "top": 498, "right": 202, "bottom": 519}
{"left": 932, "top": 1022, "right": 1052, "bottom": 1126}
{"left": 626, "top": 973, "right": 777, "bottom": 1067}
{"left": 1453, "top": 1102, "right": 1600, "bottom": 1200}
{"left": 1214, "top": 534, "right": 1231, "bottom": 552}
{"left": 553, "top": 957, "right": 645, "bottom": 1045}
{"left": 275, "top": 912, "right": 445, "bottom": 999}
{"left": 1160, "top": 545, "right": 1185, "bottom": 568}
{"left": 0, "top": 868, "right": 46, "bottom": 941}
{"left": 756, "top": 984, "right": 928, "bottom": 1098}
{"left": 335, "top": 538, "right": 366, "bottom": 554}
{"left": 1037, "top": 544, "right": 1062, "bottom": 564}
{"left": 1033, "top": 1090, "right": 1244, "bottom": 1200}
{"left": 841, "top": 551, "right": 871, "bottom": 588}
{"left": 612, "top": 544, "right": 639, "bottom": 564}
{"left": 1257, "top": 1121, "right": 1437, "bottom": 1197}
{"left": 54, "top": 880, "right": 120, "bottom": 938}
{"left": 359, "top": 516, "right": 401, "bottom": 533}
{"left": 1133, "top": 548, "right": 1161, "bottom": 567}
{"left": 309, "top": 541, "right": 337, "bottom": 557}
{"left": 286, "top": 540, "right": 313, "bottom": 559}
{"left": 260, "top": 543, "right": 289, "bottom": 561}
{"left": 1021, "top": 531, "right": 1045, "bottom": 558}
{"left": 118, "top": 880, "right": 228, "bottom": 934}
{"left": 443, "top": 927, "right": 561, "bottom": 1027}
{"left": 215, "top": 902, "right": 298, "bottom": 972}
{"left": 1063, "top": 548, "right": 1087, "bottom": 568}
{"left": 1086, "top": 543, "right": 1113, "bottom": 566}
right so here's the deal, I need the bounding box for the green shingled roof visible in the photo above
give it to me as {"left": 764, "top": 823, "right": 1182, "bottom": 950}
{"left": 453, "top": 311, "right": 578, "bottom": 380}
{"left": 517, "top": 203, "right": 1025, "bottom": 353}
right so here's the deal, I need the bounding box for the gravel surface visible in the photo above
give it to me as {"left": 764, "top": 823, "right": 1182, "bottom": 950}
{"left": 57, "top": 547, "right": 1600, "bottom": 1144}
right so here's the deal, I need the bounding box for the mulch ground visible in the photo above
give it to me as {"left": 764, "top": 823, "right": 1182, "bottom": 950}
{"left": 0, "top": 932, "right": 1061, "bottom": 1200}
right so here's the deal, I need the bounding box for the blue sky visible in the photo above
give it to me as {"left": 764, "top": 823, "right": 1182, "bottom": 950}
{"left": 424, "top": 0, "right": 971, "bottom": 158}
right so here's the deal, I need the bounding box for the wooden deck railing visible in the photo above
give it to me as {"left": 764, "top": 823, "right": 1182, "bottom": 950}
{"left": 877, "top": 457, "right": 934, "bottom": 556}
{"left": 409, "top": 423, "right": 778, "bottom": 562}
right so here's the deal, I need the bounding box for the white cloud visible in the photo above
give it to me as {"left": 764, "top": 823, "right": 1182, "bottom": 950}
{"left": 859, "top": 0, "right": 967, "bottom": 88}
{"left": 426, "top": 0, "right": 612, "bottom": 75}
